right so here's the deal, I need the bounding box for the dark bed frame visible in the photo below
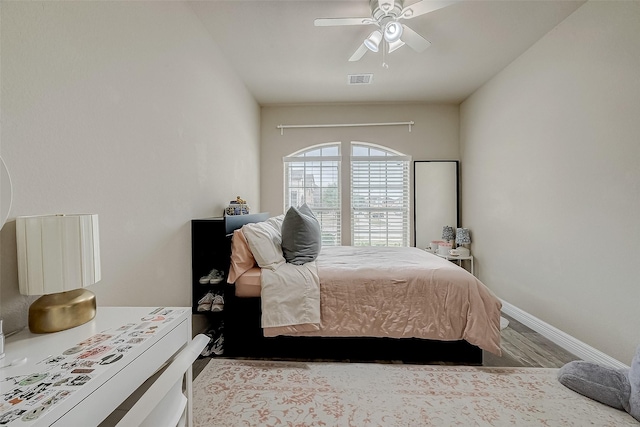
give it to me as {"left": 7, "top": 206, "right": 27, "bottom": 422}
{"left": 215, "top": 213, "right": 483, "bottom": 365}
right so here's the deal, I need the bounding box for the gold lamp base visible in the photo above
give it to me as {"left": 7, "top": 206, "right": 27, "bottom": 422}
{"left": 29, "top": 289, "right": 97, "bottom": 333}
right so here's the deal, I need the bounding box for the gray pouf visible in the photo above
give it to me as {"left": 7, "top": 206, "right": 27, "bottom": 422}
{"left": 558, "top": 345, "right": 640, "bottom": 422}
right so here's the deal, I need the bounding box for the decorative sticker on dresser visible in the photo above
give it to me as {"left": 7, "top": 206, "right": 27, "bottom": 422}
{"left": 0, "top": 307, "right": 189, "bottom": 426}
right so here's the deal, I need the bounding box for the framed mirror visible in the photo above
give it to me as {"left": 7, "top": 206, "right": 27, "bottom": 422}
{"left": 1, "top": 156, "right": 13, "bottom": 229}
{"left": 413, "top": 160, "right": 459, "bottom": 249}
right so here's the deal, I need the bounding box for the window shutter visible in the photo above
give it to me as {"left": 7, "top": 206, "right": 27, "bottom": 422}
{"left": 351, "top": 145, "right": 410, "bottom": 247}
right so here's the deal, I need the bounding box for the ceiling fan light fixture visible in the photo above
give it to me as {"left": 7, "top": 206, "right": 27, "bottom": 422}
{"left": 388, "top": 38, "right": 405, "bottom": 53}
{"left": 383, "top": 21, "right": 403, "bottom": 43}
{"left": 364, "top": 30, "right": 383, "bottom": 52}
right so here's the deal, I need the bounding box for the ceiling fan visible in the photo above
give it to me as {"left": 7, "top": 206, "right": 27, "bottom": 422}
{"left": 315, "top": 0, "right": 458, "bottom": 62}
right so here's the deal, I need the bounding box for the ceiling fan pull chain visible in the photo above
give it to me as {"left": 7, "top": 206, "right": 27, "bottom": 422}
{"left": 382, "top": 40, "right": 389, "bottom": 69}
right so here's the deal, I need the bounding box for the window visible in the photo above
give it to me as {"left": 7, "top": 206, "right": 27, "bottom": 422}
{"left": 284, "top": 143, "right": 341, "bottom": 246}
{"left": 284, "top": 142, "right": 410, "bottom": 247}
{"left": 351, "top": 143, "right": 410, "bottom": 247}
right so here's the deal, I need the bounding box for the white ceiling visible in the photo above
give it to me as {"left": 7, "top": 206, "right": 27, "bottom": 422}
{"left": 189, "top": 0, "right": 584, "bottom": 105}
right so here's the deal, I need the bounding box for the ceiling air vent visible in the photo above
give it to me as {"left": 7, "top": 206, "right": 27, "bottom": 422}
{"left": 348, "top": 74, "right": 373, "bottom": 85}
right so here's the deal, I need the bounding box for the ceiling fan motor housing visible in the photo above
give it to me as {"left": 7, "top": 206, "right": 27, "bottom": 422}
{"left": 370, "top": 0, "right": 404, "bottom": 21}
{"left": 370, "top": 0, "right": 405, "bottom": 45}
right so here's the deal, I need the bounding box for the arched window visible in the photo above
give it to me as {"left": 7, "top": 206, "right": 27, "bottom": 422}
{"left": 284, "top": 143, "right": 341, "bottom": 246}
{"left": 284, "top": 142, "right": 410, "bottom": 246}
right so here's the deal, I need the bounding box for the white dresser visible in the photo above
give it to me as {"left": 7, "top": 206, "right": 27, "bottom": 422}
{"left": 0, "top": 307, "right": 192, "bottom": 427}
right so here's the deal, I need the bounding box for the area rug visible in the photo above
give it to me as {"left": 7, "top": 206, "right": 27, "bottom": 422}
{"left": 193, "top": 359, "right": 637, "bottom": 426}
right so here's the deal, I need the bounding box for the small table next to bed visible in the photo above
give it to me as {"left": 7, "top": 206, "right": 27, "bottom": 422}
{"left": 435, "top": 253, "right": 475, "bottom": 276}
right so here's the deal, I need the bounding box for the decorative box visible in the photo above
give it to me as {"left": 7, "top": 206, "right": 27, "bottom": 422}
{"left": 225, "top": 203, "right": 250, "bottom": 216}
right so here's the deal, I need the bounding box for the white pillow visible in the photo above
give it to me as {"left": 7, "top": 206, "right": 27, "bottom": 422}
{"left": 241, "top": 215, "right": 285, "bottom": 270}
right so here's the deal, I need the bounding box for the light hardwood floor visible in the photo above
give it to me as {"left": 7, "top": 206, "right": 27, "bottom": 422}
{"left": 193, "top": 314, "right": 579, "bottom": 379}
{"left": 482, "top": 314, "right": 579, "bottom": 368}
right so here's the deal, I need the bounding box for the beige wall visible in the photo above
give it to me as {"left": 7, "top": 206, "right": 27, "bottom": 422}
{"left": 260, "top": 103, "right": 459, "bottom": 242}
{"left": 0, "top": 2, "right": 261, "bottom": 333}
{"left": 460, "top": 1, "right": 640, "bottom": 363}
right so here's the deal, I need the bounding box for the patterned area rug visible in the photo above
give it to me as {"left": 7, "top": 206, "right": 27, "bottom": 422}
{"left": 193, "top": 359, "right": 637, "bottom": 426}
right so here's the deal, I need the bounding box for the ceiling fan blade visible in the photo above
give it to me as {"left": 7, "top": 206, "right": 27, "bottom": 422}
{"left": 400, "top": 0, "right": 459, "bottom": 20}
{"left": 401, "top": 25, "right": 431, "bottom": 52}
{"left": 314, "top": 17, "right": 375, "bottom": 27}
{"left": 348, "top": 43, "right": 369, "bottom": 62}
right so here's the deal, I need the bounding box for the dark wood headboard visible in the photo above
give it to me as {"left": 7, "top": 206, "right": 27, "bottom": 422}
{"left": 224, "top": 212, "right": 269, "bottom": 236}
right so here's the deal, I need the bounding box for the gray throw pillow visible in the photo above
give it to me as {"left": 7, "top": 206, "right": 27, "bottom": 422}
{"left": 630, "top": 345, "right": 640, "bottom": 421}
{"left": 558, "top": 361, "right": 631, "bottom": 412}
{"left": 557, "top": 345, "right": 640, "bottom": 422}
{"left": 281, "top": 204, "right": 321, "bottom": 265}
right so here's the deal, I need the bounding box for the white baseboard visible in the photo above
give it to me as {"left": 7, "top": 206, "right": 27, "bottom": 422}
{"left": 500, "top": 300, "right": 629, "bottom": 370}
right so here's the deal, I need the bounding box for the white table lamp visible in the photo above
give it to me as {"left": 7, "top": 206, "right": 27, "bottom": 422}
{"left": 16, "top": 214, "right": 101, "bottom": 333}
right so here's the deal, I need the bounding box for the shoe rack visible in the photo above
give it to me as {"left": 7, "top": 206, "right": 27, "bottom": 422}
{"left": 191, "top": 217, "right": 229, "bottom": 316}
{"left": 191, "top": 213, "right": 269, "bottom": 356}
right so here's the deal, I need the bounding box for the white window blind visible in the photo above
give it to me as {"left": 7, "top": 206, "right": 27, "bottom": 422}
{"left": 283, "top": 142, "right": 410, "bottom": 247}
{"left": 283, "top": 144, "right": 341, "bottom": 246}
{"left": 351, "top": 143, "right": 410, "bottom": 247}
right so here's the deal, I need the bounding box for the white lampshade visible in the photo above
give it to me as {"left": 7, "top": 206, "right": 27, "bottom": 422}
{"left": 364, "top": 30, "right": 383, "bottom": 52}
{"left": 388, "top": 38, "right": 405, "bottom": 53}
{"left": 383, "top": 21, "right": 403, "bottom": 43}
{"left": 16, "top": 214, "right": 101, "bottom": 296}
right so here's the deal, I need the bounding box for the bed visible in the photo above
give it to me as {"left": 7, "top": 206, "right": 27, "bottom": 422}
{"left": 221, "top": 213, "right": 502, "bottom": 365}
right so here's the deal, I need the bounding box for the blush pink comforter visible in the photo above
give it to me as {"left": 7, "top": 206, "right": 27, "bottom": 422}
{"left": 264, "top": 246, "right": 502, "bottom": 356}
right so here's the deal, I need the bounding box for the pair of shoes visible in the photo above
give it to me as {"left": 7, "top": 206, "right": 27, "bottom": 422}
{"left": 199, "top": 268, "right": 225, "bottom": 285}
{"left": 197, "top": 291, "right": 214, "bottom": 311}
{"left": 211, "top": 293, "right": 224, "bottom": 312}
{"left": 210, "top": 331, "right": 224, "bottom": 356}
{"left": 201, "top": 322, "right": 224, "bottom": 357}
{"left": 197, "top": 291, "right": 225, "bottom": 312}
